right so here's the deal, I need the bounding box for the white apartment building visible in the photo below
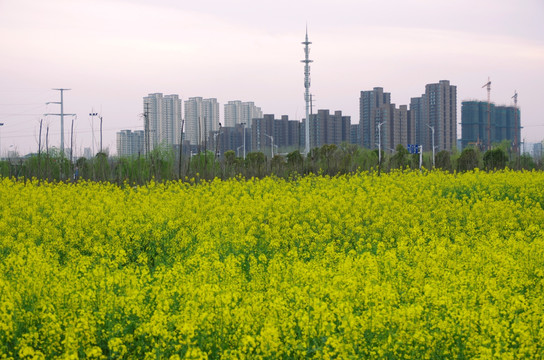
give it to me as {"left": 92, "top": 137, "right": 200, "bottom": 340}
{"left": 117, "top": 130, "right": 145, "bottom": 157}
{"left": 143, "top": 93, "right": 182, "bottom": 152}
{"left": 224, "top": 100, "right": 263, "bottom": 128}
{"left": 185, "top": 97, "right": 220, "bottom": 146}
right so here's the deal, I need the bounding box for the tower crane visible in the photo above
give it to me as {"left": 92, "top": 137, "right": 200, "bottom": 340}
{"left": 512, "top": 91, "right": 518, "bottom": 156}
{"left": 482, "top": 77, "right": 491, "bottom": 150}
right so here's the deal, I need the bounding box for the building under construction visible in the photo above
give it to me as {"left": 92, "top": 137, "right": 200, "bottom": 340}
{"left": 460, "top": 101, "right": 521, "bottom": 151}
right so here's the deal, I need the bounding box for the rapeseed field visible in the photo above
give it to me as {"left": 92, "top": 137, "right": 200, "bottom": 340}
{"left": 1, "top": 170, "right": 543, "bottom": 359}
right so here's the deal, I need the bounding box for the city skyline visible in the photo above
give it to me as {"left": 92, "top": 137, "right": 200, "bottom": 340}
{"left": 1, "top": 0, "right": 543, "bottom": 156}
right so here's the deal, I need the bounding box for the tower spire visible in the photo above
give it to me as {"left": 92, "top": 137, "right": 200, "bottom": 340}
{"left": 301, "top": 26, "right": 313, "bottom": 155}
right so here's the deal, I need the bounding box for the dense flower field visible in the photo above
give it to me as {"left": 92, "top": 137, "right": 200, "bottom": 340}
{"left": 1, "top": 170, "right": 544, "bottom": 359}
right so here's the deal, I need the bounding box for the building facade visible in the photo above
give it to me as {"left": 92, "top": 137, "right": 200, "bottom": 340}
{"left": 460, "top": 101, "right": 521, "bottom": 150}
{"left": 409, "top": 97, "right": 424, "bottom": 146}
{"left": 117, "top": 130, "right": 145, "bottom": 157}
{"left": 359, "top": 87, "right": 391, "bottom": 149}
{"left": 184, "top": 97, "right": 220, "bottom": 147}
{"left": 350, "top": 124, "right": 360, "bottom": 145}
{"left": 143, "top": 93, "right": 181, "bottom": 153}
{"left": 392, "top": 105, "right": 414, "bottom": 151}
{"left": 424, "top": 80, "right": 457, "bottom": 151}
{"left": 302, "top": 109, "right": 350, "bottom": 150}
{"left": 251, "top": 115, "right": 300, "bottom": 156}
{"left": 408, "top": 80, "right": 457, "bottom": 152}
{"left": 216, "top": 123, "right": 251, "bottom": 157}
{"left": 224, "top": 101, "right": 263, "bottom": 128}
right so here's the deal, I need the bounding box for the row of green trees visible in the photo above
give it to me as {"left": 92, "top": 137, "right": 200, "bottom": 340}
{"left": 0, "top": 143, "right": 541, "bottom": 184}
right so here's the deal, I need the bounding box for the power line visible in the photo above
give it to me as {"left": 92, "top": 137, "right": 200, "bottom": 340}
{"left": 44, "top": 88, "right": 75, "bottom": 155}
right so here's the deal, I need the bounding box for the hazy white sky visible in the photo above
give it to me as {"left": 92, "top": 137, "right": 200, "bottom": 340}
{"left": 1, "top": 0, "right": 543, "bottom": 155}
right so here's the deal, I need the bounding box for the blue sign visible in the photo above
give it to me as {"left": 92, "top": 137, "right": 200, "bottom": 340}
{"left": 408, "top": 144, "right": 420, "bottom": 154}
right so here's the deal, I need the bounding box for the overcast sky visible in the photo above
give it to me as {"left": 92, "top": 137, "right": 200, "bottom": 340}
{"left": 1, "top": 0, "right": 543, "bottom": 156}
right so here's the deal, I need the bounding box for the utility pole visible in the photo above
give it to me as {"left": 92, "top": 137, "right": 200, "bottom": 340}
{"left": 46, "top": 125, "right": 49, "bottom": 155}
{"left": 198, "top": 116, "right": 202, "bottom": 155}
{"left": 204, "top": 116, "right": 208, "bottom": 155}
{"left": 378, "top": 121, "right": 386, "bottom": 167}
{"left": 44, "top": 88, "right": 75, "bottom": 156}
{"left": 70, "top": 118, "right": 74, "bottom": 164}
{"left": 482, "top": 78, "right": 492, "bottom": 151}
{"left": 241, "top": 122, "right": 246, "bottom": 160}
{"left": 302, "top": 26, "right": 313, "bottom": 155}
{"left": 427, "top": 124, "right": 435, "bottom": 168}
{"left": 214, "top": 123, "right": 222, "bottom": 158}
{"left": 144, "top": 103, "right": 150, "bottom": 157}
{"left": 419, "top": 145, "right": 423, "bottom": 170}
{"left": 90, "top": 110, "right": 98, "bottom": 155}
{"left": 264, "top": 133, "right": 274, "bottom": 158}
{"left": 100, "top": 114, "right": 103, "bottom": 154}
{"left": 0, "top": 122, "right": 4, "bottom": 160}
{"left": 38, "top": 119, "right": 42, "bottom": 178}
{"left": 179, "top": 119, "right": 184, "bottom": 179}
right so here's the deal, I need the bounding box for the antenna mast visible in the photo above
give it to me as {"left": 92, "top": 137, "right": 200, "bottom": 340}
{"left": 482, "top": 78, "right": 491, "bottom": 150}
{"left": 301, "top": 26, "right": 313, "bottom": 155}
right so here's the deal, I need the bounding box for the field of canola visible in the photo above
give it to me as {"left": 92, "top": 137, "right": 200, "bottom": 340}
{"left": 1, "top": 170, "right": 544, "bottom": 359}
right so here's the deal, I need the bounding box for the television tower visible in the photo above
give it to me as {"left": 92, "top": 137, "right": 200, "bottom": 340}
{"left": 301, "top": 27, "right": 313, "bottom": 155}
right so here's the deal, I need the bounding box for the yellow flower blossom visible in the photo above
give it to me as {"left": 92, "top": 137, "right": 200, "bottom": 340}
{"left": 0, "top": 170, "right": 543, "bottom": 358}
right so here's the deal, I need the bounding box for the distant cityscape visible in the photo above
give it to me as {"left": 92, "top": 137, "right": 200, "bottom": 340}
{"left": 114, "top": 31, "right": 530, "bottom": 160}
{"left": 2, "top": 30, "right": 537, "bottom": 161}
{"left": 114, "top": 79, "right": 530, "bottom": 159}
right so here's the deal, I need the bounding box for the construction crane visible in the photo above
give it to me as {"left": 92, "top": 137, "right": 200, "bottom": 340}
{"left": 482, "top": 77, "right": 491, "bottom": 150}
{"left": 512, "top": 90, "right": 519, "bottom": 156}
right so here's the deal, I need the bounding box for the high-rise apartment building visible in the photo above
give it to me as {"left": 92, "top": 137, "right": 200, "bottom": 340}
{"left": 409, "top": 97, "right": 424, "bottom": 146}
{"left": 143, "top": 93, "right": 181, "bottom": 152}
{"left": 117, "top": 130, "right": 145, "bottom": 157}
{"left": 359, "top": 87, "right": 391, "bottom": 149}
{"left": 408, "top": 80, "right": 457, "bottom": 152}
{"left": 350, "top": 124, "right": 360, "bottom": 145}
{"left": 185, "top": 97, "right": 220, "bottom": 146}
{"left": 460, "top": 101, "right": 520, "bottom": 150}
{"left": 423, "top": 80, "right": 457, "bottom": 151}
{"left": 251, "top": 114, "right": 300, "bottom": 156}
{"left": 392, "top": 105, "right": 414, "bottom": 150}
{"left": 162, "top": 95, "right": 182, "bottom": 146}
{"left": 301, "top": 109, "right": 351, "bottom": 149}
{"left": 224, "top": 101, "right": 263, "bottom": 128}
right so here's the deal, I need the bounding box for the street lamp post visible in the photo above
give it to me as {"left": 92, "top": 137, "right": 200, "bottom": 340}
{"left": 241, "top": 122, "right": 246, "bottom": 160}
{"left": 264, "top": 133, "right": 274, "bottom": 158}
{"left": 427, "top": 124, "right": 435, "bottom": 168}
{"left": 0, "top": 123, "right": 4, "bottom": 160}
{"left": 90, "top": 111, "right": 98, "bottom": 155}
{"left": 378, "top": 121, "right": 386, "bottom": 166}
{"left": 213, "top": 126, "right": 222, "bottom": 158}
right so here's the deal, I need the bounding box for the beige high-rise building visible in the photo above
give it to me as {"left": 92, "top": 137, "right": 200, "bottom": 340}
{"left": 143, "top": 93, "right": 181, "bottom": 152}
{"left": 359, "top": 87, "right": 391, "bottom": 149}
{"left": 421, "top": 80, "right": 457, "bottom": 151}
{"left": 117, "top": 130, "right": 144, "bottom": 157}
{"left": 185, "top": 97, "right": 220, "bottom": 146}
{"left": 224, "top": 100, "right": 263, "bottom": 128}
{"left": 392, "top": 105, "right": 414, "bottom": 150}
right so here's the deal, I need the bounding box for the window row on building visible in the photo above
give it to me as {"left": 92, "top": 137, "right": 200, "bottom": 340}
{"left": 460, "top": 101, "right": 521, "bottom": 151}
{"left": 117, "top": 86, "right": 521, "bottom": 157}
{"left": 360, "top": 80, "right": 457, "bottom": 153}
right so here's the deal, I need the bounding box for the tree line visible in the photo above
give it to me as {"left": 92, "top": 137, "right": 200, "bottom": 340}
{"left": 0, "top": 142, "right": 541, "bottom": 185}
